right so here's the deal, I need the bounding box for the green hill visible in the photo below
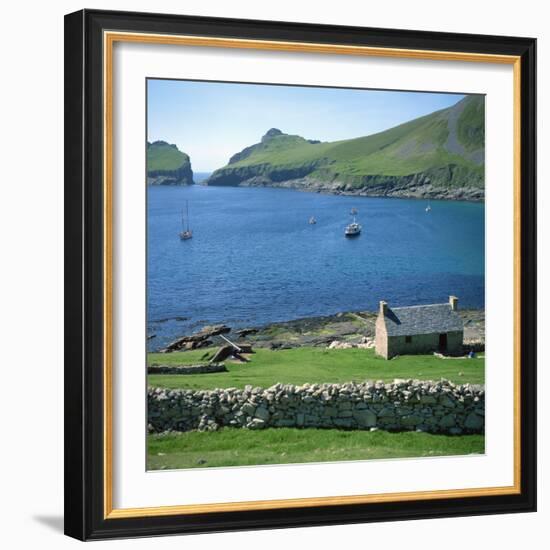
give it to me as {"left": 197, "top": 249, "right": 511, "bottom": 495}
{"left": 205, "top": 96, "right": 485, "bottom": 200}
{"left": 147, "top": 141, "right": 194, "bottom": 185}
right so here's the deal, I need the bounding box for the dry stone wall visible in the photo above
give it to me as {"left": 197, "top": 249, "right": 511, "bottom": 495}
{"left": 148, "top": 364, "right": 227, "bottom": 375}
{"left": 148, "top": 379, "right": 485, "bottom": 435}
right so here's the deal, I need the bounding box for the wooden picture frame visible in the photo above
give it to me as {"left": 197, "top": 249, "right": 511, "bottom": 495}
{"left": 64, "top": 9, "right": 536, "bottom": 540}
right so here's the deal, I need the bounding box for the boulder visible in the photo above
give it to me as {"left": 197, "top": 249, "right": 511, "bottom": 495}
{"left": 464, "top": 412, "right": 484, "bottom": 430}
{"left": 439, "top": 414, "right": 456, "bottom": 428}
{"left": 353, "top": 409, "right": 377, "bottom": 427}
{"left": 241, "top": 402, "right": 256, "bottom": 416}
{"left": 400, "top": 414, "right": 423, "bottom": 427}
{"left": 254, "top": 406, "right": 270, "bottom": 422}
{"left": 236, "top": 328, "right": 258, "bottom": 338}
{"left": 328, "top": 340, "right": 353, "bottom": 349}
{"left": 439, "top": 394, "right": 457, "bottom": 408}
{"left": 198, "top": 324, "right": 231, "bottom": 338}
{"left": 420, "top": 394, "right": 438, "bottom": 404}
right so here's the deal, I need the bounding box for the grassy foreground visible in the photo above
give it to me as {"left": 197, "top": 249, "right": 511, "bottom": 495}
{"left": 148, "top": 347, "right": 484, "bottom": 469}
{"left": 148, "top": 428, "right": 485, "bottom": 470}
{"left": 147, "top": 347, "right": 485, "bottom": 390}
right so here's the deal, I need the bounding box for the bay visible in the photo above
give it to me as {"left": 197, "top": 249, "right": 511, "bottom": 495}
{"left": 147, "top": 184, "right": 484, "bottom": 350}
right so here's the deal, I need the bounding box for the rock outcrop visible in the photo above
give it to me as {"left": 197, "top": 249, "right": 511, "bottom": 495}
{"left": 147, "top": 141, "right": 194, "bottom": 185}
{"left": 206, "top": 164, "right": 484, "bottom": 201}
{"left": 162, "top": 324, "right": 231, "bottom": 352}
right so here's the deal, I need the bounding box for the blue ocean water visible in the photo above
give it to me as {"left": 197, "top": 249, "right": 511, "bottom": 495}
{"left": 147, "top": 185, "right": 484, "bottom": 350}
{"left": 193, "top": 172, "right": 212, "bottom": 184}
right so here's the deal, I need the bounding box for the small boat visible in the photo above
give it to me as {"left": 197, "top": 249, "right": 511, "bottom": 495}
{"left": 350, "top": 207, "right": 358, "bottom": 215}
{"left": 179, "top": 201, "right": 193, "bottom": 240}
{"left": 425, "top": 204, "right": 432, "bottom": 212}
{"left": 345, "top": 216, "right": 362, "bottom": 237}
{"left": 309, "top": 216, "right": 317, "bottom": 225}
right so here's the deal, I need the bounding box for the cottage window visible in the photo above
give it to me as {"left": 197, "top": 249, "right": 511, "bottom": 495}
{"left": 405, "top": 335, "right": 412, "bottom": 344}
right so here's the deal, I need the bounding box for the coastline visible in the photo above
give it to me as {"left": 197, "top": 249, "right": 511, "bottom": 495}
{"left": 203, "top": 180, "right": 485, "bottom": 203}
{"left": 234, "top": 308, "right": 485, "bottom": 349}
{"left": 202, "top": 162, "right": 484, "bottom": 203}
{"left": 152, "top": 308, "right": 485, "bottom": 353}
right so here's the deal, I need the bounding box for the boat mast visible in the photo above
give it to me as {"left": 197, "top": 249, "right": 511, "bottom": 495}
{"left": 186, "top": 200, "right": 190, "bottom": 232}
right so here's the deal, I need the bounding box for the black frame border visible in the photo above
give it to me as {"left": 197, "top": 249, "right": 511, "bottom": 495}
{"left": 64, "top": 9, "right": 537, "bottom": 541}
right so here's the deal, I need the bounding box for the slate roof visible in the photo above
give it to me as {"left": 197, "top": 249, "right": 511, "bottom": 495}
{"left": 383, "top": 304, "right": 463, "bottom": 337}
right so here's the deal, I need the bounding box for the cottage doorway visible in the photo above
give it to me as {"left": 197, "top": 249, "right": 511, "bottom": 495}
{"left": 438, "top": 333, "right": 448, "bottom": 352}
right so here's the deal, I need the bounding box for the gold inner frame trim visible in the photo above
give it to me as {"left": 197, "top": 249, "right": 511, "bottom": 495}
{"left": 103, "top": 30, "right": 522, "bottom": 520}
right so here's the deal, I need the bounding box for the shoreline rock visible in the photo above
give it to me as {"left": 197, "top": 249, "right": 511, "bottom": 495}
{"left": 203, "top": 174, "right": 484, "bottom": 202}
{"left": 161, "top": 324, "right": 231, "bottom": 353}
{"left": 153, "top": 310, "right": 485, "bottom": 353}
{"left": 240, "top": 309, "right": 485, "bottom": 351}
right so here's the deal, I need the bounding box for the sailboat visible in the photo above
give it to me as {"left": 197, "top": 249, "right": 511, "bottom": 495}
{"left": 309, "top": 216, "right": 317, "bottom": 225}
{"left": 179, "top": 201, "right": 193, "bottom": 240}
{"left": 425, "top": 203, "right": 432, "bottom": 212}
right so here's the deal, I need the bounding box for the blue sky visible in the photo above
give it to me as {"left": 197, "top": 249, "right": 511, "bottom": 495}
{"left": 147, "top": 79, "right": 464, "bottom": 172}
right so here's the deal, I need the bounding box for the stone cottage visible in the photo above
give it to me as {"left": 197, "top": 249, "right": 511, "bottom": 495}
{"left": 375, "top": 296, "right": 463, "bottom": 359}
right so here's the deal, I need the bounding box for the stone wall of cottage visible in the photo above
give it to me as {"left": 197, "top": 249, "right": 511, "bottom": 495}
{"left": 374, "top": 315, "right": 388, "bottom": 358}
{"left": 148, "top": 379, "right": 484, "bottom": 435}
{"left": 386, "top": 330, "right": 463, "bottom": 358}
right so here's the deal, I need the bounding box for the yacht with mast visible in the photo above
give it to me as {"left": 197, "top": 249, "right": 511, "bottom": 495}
{"left": 345, "top": 215, "right": 362, "bottom": 237}
{"left": 179, "top": 201, "right": 193, "bottom": 240}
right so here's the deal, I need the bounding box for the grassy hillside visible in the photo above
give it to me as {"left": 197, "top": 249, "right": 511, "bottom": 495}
{"left": 205, "top": 96, "right": 485, "bottom": 199}
{"left": 147, "top": 141, "right": 194, "bottom": 185}
{"left": 457, "top": 96, "right": 485, "bottom": 151}
{"left": 147, "top": 140, "right": 190, "bottom": 171}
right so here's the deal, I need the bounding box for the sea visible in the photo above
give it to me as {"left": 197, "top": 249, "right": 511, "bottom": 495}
{"left": 147, "top": 180, "right": 485, "bottom": 351}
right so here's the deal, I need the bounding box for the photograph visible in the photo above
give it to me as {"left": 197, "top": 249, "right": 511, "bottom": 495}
{"left": 145, "top": 80, "right": 486, "bottom": 471}
{"left": 60, "top": 5, "right": 537, "bottom": 541}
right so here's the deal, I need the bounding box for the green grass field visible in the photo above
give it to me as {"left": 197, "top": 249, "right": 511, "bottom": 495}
{"left": 147, "top": 346, "right": 484, "bottom": 469}
{"left": 147, "top": 346, "right": 485, "bottom": 390}
{"left": 148, "top": 428, "right": 485, "bottom": 470}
